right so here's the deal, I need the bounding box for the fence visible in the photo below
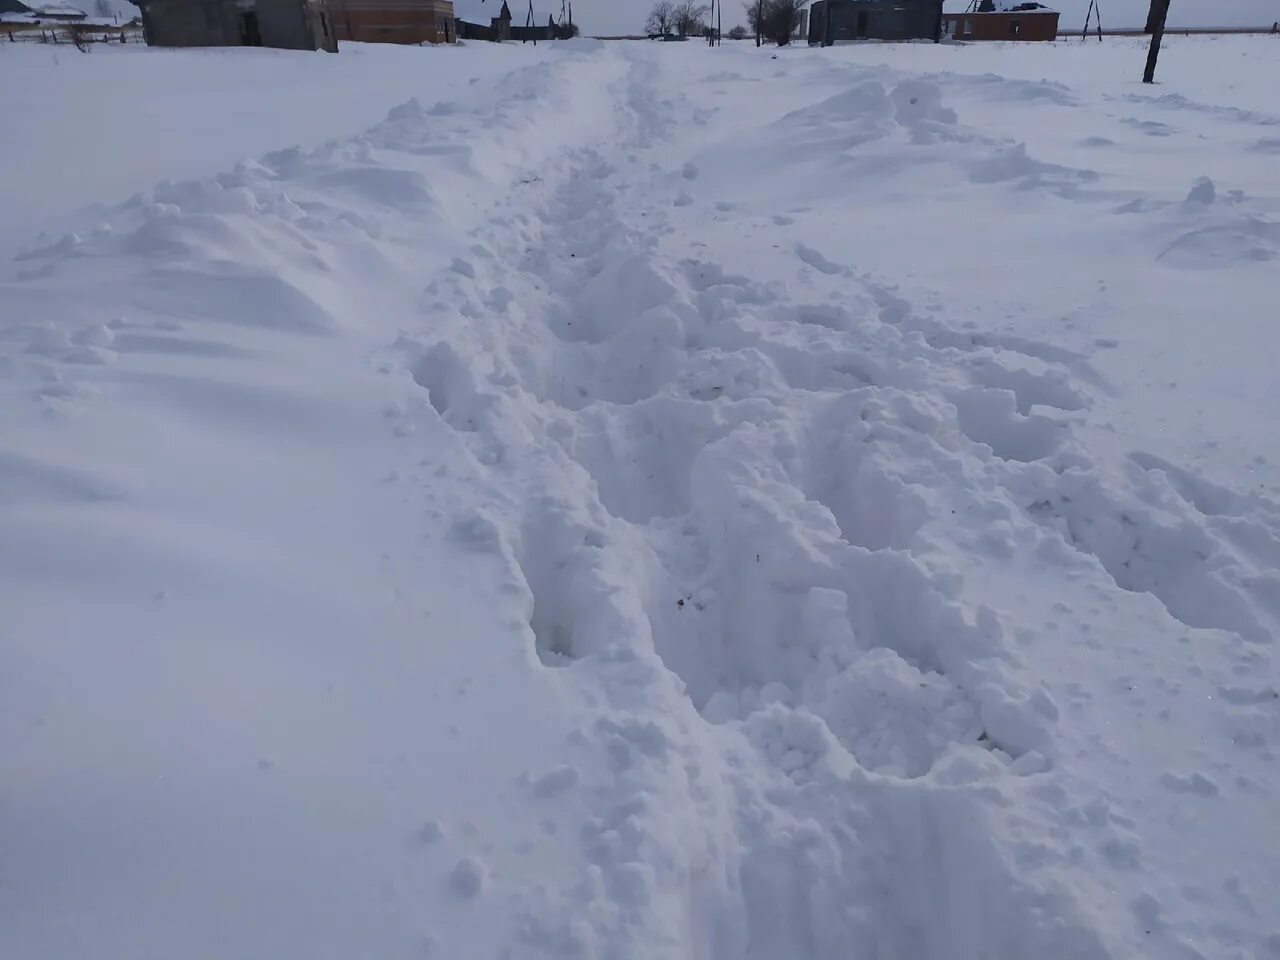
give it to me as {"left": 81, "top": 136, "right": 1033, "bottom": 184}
{"left": 3, "top": 22, "right": 145, "bottom": 47}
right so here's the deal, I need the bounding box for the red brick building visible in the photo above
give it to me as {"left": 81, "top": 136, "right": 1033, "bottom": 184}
{"left": 330, "top": 0, "right": 455, "bottom": 43}
{"left": 944, "top": 2, "right": 1059, "bottom": 41}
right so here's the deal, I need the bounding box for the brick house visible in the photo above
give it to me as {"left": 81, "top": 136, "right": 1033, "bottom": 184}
{"left": 329, "top": 0, "right": 456, "bottom": 43}
{"left": 943, "top": 1, "right": 1060, "bottom": 41}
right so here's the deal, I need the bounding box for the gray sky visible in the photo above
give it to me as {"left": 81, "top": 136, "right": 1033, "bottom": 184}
{"left": 557, "top": 0, "right": 1279, "bottom": 37}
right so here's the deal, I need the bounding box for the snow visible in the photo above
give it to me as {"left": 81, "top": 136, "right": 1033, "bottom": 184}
{"left": 3, "top": 33, "right": 1279, "bottom": 960}
{"left": 0, "top": 42, "right": 557, "bottom": 262}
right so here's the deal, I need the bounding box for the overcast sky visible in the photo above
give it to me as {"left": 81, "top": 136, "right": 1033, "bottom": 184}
{"left": 534, "top": 0, "right": 1279, "bottom": 37}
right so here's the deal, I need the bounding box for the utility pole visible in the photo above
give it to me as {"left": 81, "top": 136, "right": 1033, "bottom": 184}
{"left": 1081, "top": 0, "right": 1102, "bottom": 41}
{"left": 755, "top": 0, "right": 762, "bottom": 45}
{"left": 1143, "top": 0, "right": 1172, "bottom": 83}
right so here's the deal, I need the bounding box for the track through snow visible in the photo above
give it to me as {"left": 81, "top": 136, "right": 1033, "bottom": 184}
{"left": 3, "top": 40, "right": 1279, "bottom": 960}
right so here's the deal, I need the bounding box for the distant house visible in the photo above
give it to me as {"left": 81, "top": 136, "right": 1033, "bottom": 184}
{"left": 129, "top": 0, "right": 337, "bottom": 49}
{"left": 808, "top": 0, "right": 943, "bottom": 45}
{"left": 943, "top": 1, "right": 1059, "bottom": 41}
{"left": 329, "top": 0, "right": 456, "bottom": 43}
{"left": 1, "top": 0, "right": 88, "bottom": 20}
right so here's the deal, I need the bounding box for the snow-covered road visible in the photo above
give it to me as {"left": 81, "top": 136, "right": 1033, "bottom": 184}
{"left": 3, "top": 37, "right": 1278, "bottom": 960}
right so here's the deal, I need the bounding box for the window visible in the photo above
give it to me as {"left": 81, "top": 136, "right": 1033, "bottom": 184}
{"left": 963, "top": 18, "right": 972, "bottom": 35}
{"left": 1010, "top": 19, "right": 1021, "bottom": 37}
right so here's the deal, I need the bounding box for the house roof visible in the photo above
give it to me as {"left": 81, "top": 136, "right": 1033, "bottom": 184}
{"left": 33, "top": 0, "right": 87, "bottom": 14}
{"left": 982, "top": 1, "right": 1056, "bottom": 11}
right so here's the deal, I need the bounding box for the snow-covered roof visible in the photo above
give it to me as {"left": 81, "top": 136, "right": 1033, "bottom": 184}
{"left": 31, "top": 0, "right": 87, "bottom": 14}
{"left": 991, "top": 2, "right": 1056, "bottom": 11}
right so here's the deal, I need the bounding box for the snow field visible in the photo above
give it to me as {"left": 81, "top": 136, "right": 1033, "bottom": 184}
{"left": 2, "top": 34, "right": 1279, "bottom": 960}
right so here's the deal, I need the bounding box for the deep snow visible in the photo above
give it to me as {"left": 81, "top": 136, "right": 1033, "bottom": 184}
{"left": 2, "top": 35, "right": 1279, "bottom": 960}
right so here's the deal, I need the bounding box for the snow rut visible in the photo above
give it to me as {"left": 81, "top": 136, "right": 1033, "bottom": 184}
{"left": 401, "top": 47, "right": 1121, "bottom": 960}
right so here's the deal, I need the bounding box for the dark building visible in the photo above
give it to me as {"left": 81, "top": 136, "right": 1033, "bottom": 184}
{"left": 329, "top": 0, "right": 455, "bottom": 43}
{"left": 130, "top": 0, "right": 338, "bottom": 49}
{"left": 808, "top": 0, "right": 943, "bottom": 45}
{"left": 942, "top": 2, "right": 1059, "bottom": 41}
{"left": 490, "top": 0, "right": 509, "bottom": 38}
{"left": 456, "top": 2, "right": 568, "bottom": 42}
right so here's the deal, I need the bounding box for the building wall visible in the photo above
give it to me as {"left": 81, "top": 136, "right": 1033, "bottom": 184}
{"left": 808, "top": 0, "right": 942, "bottom": 45}
{"left": 330, "top": 0, "right": 454, "bottom": 43}
{"left": 139, "top": 0, "right": 336, "bottom": 50}
{"left": 943, "top": 10, "right": 1059, "bottom": 41}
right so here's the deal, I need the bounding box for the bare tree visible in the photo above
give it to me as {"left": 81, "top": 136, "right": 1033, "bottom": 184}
{"left": 645, "top": 0, "right": 675, "bottom": 35}
{"left": 743, "top": 0, "right": 806, "bottom": 45}
{"left": 727, "top": 23, "right": 747, "bottom": 39}
{"left": 673, "top": 0, "right": 707, "bottom": 37}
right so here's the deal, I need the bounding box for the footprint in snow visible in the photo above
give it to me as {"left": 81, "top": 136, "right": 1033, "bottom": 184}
{"left": 795, "top": 243, "right": 845, "bottom": 276}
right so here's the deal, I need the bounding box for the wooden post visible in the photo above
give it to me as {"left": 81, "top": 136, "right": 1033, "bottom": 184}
{"left": 823, "top": 0, "right": 832, "bottom": 46}
{"left": 1143, "top": 0, "right": 1171, "bottom": 83}
{"left": 755, "top": 0, "right": 762, "bottom": 45}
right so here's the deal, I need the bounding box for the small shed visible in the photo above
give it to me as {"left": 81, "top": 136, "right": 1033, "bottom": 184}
{"left": 943, "top": 2, "right": 1059, "bottom": 41}
{"left": 808, "top": 0, "right": 943, "bottom": 45}
{"left": 130, "top": 0, "right": 338, "bottom": 49}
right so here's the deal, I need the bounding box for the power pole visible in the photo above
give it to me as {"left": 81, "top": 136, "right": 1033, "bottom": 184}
{"left": 1081, "top": 0, "right": 1102, "bottom": 41}
{"left": 755, "top": 0, "right": 762, "bottom": 45}
{"left": 1143, "top": 0, "right": 1172, "bottom": 83}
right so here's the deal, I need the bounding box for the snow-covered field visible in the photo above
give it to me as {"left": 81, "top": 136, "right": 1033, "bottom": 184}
{"left": 3, "top": 34, "right": 1278, "bottom": 960}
